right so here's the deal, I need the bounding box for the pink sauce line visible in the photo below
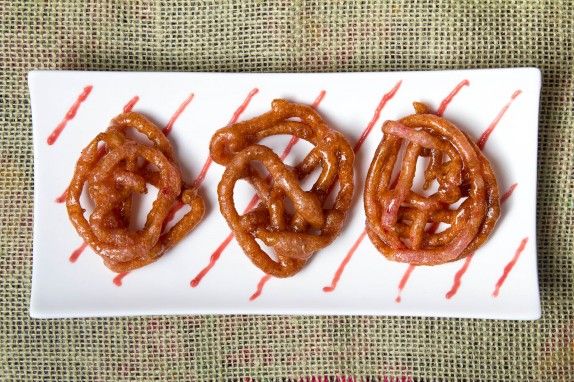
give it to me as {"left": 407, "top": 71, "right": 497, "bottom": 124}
{"left": 492, "top": 237, "right": 529, "bottom": 297}
{"left": 323, "top": 229, "right": 368, "bottom": 292}
{"left": 162, "top": 93, "right": 195, "bottom": 136}
{"left": 68, "top": 242, "right": 88, "bottom": 263}
{"left": 500, "top": 182, "right": 518, "bottom": 204}
{"left": 249, "top": 274, "right": 272, "bottom": 301}
{"left": 436, "top": 80, "right": 470, "bottom": 117}
{"left": 123, "top": 95, "right": 140, "bottom": 113}
{"left": 113, "top": 272, "right": 129, "bottom": 287}
{"left": 229, "top": 88, "right": 260, "bottom": 126}
{"left": 190, "top": 233, "right": 234, "bottom": 288}
{"left": 47, "top": 85, "right": 93, "bottom": 145}
{"left": 394, "top": 265, "right": 415, "bottom": 303}
{"left": 477, "top": 90, "right": 522, "bottom": 150}
{"left": 190, "top": 90, "right": 326, "bottom": 290}
{"left": 191, "top": 88, "right": 259, "bottom": 189}
{"left": 55, "top": 188, "right": 68, "bottom": 203}
{"left": 353, "top": 80, "right": 402, "bottom": 152}
{"left": 444, "top": 255, "right": 473, "bottom": 299}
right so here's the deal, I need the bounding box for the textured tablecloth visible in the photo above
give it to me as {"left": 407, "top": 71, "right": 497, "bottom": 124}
{"left": 1, "top": 1, "right": 572, "bottom": 380}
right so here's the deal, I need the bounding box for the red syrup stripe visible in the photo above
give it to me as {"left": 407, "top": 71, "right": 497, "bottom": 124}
{"left": 113, "top": 272, "right": 129, "bottom": 287}
{"left": 436, "top": 79, "right": 470, "bottom": 117}
{"left": 162, "top": 93, "right": 194, "bottom": 136}
{"left": 477, "top": 90, "right": 522, "bottom": 150}
{"left": 47, "top": 85, "right": 93, "bottom": 145}
{"left": 123, "top": 95, "right": 140, "bottom": 113}
{"left": 69, "top": 242, "right": 88, "bottom": 263}
{"left": 115, "top": 89, "right": 259, "bottom": 286}
{"left": 492, "top": 237, "right": 529, "bottom": 297}
{"left": 394, "top": 264, "right": 416, "bottom": 303}
{"left": 249, "top": 274, "right": 272, "bottom": 301}
{"left": 191, "top": 90, "right": 325, "bottom": 290}
{"left": 396, "top": 88, "right": 522, "bottom": 303}
{"left": 55, "top": 95, "right": 140, "bottom": 204}
{"left": 444, "top": 182, "right": 518, "bottom": 299}
{"left": 353, "top": 81, "right": 402, "bottom": 152}
{"left": 323, "top": 230, "right": 368, "bottom": 292}
{"left": 55, "top": 188, "right": 68, "bottom": 203}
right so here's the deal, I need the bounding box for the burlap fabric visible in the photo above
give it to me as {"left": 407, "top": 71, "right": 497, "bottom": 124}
{"left": 1, "top": 1, "right": 572, "bottom": 380}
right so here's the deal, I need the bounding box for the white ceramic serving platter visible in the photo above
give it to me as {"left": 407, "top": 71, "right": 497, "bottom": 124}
{"left": 29, "top": 69, "right": 541, "bottom": 319}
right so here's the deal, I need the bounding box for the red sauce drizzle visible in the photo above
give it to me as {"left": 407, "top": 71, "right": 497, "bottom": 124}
{"left": 191, "top": 88, "right": 259, "bottom": 189}
{"left": 69, "top": 242, "right": 88, "bottom": 263}
{"left": 436, "top": 80, "right": 470, "bottom": 116}
{"left": 353, "top": 80, "right": 402, "bottom": 152}
{"left": 249, "top": 274, "right": 272, "bottom": 301}
{"left": 191, "top": 157, "right": 213, "bottom": 189}
{"left": 229, "top": 88, "right": 259, "bottom": 126}
{"left": 500, "top": 182, "right": 518, "bottom": 204}
{"left": 190, "top": 234, "right": 234, "bottom": 287}
{"left": 55, "top": 188, "right": 68, "bottom": 203}
{"left": 477, "top": 89, "right": 522, "bottom": 150}
{"left": 311, "top": 90, "right": 327, "bottom": 108}
{"left": 123, "top": 95, "right": 140, "bottom": 113}
{"left": 395, "top": 265, "right": 415, "bottom": 303}
{"left": 113, "top": 272, "right": 129, "bottom": 287}
{"left": 162, "top": 93, "right": 194, "bottom": 136}
{"left": 47, "top": 85, "right": 93, "bottom": 145}
{"left": 191, "top": 90, "right": 325, "bottom": 289}
{"left": 444, "top": 255, "right": 473, "bottom": 299}
{"left": 323, "top": 229, "right": 368, "bottom": 292}
{"left": 492, "top": 237, "right": 528, "bottom": 297}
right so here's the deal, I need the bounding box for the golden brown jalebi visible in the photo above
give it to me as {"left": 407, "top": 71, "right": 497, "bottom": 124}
{"left": 364, "top": 102, "right": 500, "bottom": 265}
{"left": 211, "top": 99, "right": 354, "bottom": 277}
{"left": 66, "top": 112, "right": 205, "bottom": 272}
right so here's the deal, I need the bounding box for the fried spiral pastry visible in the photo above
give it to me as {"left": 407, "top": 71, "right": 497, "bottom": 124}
{"left": 211, "top": 99, "right": 354, "bottom": 277}
{"left": 364, "top": 102, "right": 500, "bottom": 265}
{"left": 66, "top": 112, "right": 205, "bottom": 272}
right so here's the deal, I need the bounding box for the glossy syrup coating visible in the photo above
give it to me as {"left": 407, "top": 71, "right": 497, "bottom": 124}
{"left": 364, "top": 103, "right": 500, "bottom": 265}
{"left": 66, "top": 112, "right": 205, "bottom": 272}
{"left": 211, "top": 100, "right": 355, "bottom": 277}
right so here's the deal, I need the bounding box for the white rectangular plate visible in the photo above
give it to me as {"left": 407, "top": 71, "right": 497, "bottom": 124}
{"left": 30, "top": 69, "right": 541, "bottom": 319}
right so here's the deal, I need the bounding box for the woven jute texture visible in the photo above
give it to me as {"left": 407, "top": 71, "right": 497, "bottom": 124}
{"left": 1, "top": 1, "right": 573, "bottom": 380}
